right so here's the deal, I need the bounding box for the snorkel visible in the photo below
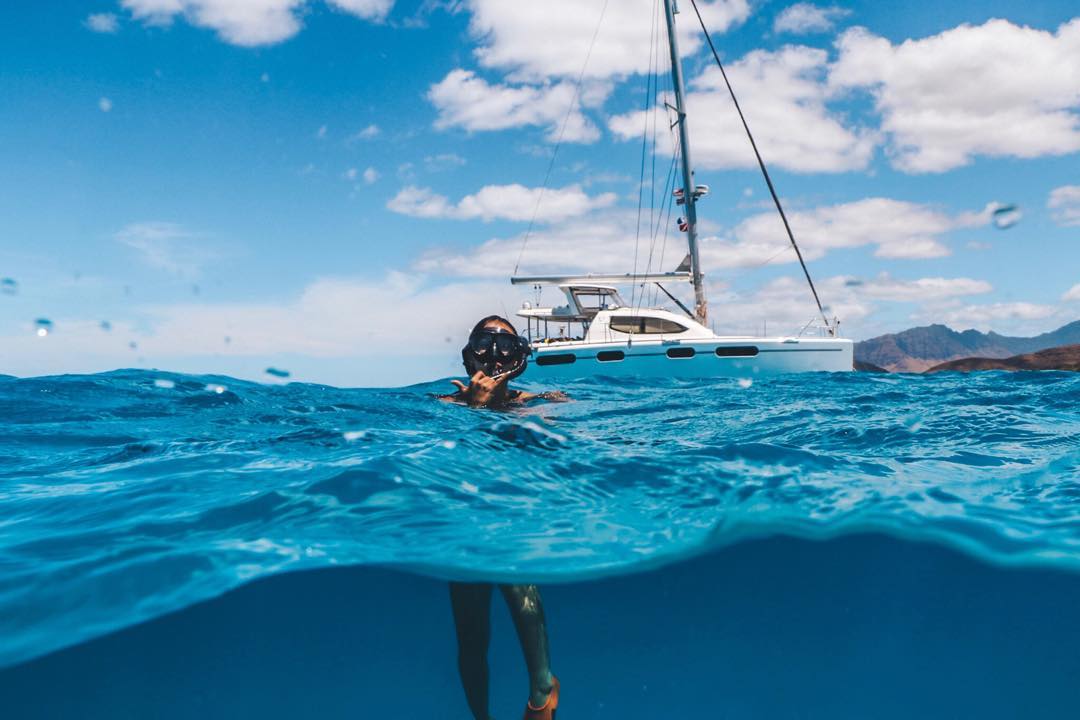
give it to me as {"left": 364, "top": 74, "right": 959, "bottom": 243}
{"left": 461, "top": 316, "right": 532, "bottom": 381}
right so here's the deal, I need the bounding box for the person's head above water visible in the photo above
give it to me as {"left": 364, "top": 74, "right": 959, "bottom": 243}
{"left": 460, "top": 315, "right": 532, "bottom": 382}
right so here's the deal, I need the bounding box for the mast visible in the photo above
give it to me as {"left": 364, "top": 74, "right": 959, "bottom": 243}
{"left": 662, "top": 0, "right": 707, "bottom": 324}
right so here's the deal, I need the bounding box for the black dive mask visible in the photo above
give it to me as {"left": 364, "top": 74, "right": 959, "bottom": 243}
{"left": 461, "top": 327, "right": 532, "bottom": 380}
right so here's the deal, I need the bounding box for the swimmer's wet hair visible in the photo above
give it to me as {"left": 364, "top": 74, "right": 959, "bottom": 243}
{"left": 470, "top": 315, "right": 518, "bottom": 336}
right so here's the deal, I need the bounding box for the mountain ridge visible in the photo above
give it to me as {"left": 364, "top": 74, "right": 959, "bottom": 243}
{"left": 854, "top": 320, "right": 1080, "bottom": 373}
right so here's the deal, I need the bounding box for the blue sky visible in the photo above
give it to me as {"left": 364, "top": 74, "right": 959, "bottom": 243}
{"left": 1, "top": 0, "right": 1078, "bottom": 386}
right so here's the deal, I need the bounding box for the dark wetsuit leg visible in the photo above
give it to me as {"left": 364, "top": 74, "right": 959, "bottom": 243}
{"left": 449, "top": 582, "right": 494, "bottom": 720}
{"left": 499, "top": 584, "right": 555, "bottom": 708}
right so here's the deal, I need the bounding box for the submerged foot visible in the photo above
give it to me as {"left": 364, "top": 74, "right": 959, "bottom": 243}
{"left": 523, "top": 675, "right": 559, "bottom": 720}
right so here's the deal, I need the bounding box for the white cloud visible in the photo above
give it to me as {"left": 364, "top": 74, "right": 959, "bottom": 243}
{"left": 1048, "top": 185, "right": 1080, "bottom": 226}
{"left": 121, "top": 0, "right": 395, "bottom": 46}
{"left": 465, "top": 0, "right": 750, "bottom": 81}
{"left": 415, "top": 209, "right": 643, "bottom": 277}
{"left": 86, "top": 12, "right": 121, "bottom": 33}
{"left": 1063, "top": 284, "right": 1080, "bottom": 302}
{"left": 413, "top": 197, "right": 995, "bottom": 280}
{"left": 830, "top": 19, "right": 1080, "bottom": 173}
{"left": 773, "top": 3, "right": 850, "bottom": 35}
{"left": 389, "top": 184, "right": 615, "bottom": 223}
{"left": 610, "top": 46, "right": 875, "bottom": 172}
{"left": 344, "top": 167, "right": 358, "bottom": 181}
{"left": 702, "top": 197, "right": 989, "bottom": 269}
{"left": 362, "top": 166, "right": 379, "bottom": 184}
{"left": 115, "top": 222, "right": 212, "bottom": 279}
{"left": 933, "top": 302, "right": 1059, "bottom": 332}
{"left": 856, "top": 274, "right": 991, "bottom": 302}
{"left": 428, "top": 69, "right": 608, "bottom": 143}
{"left": 0, "top": 274, "right": 516, "bottom": 385}
{"left": 98, "top": 97, "right": 114, "bottom": 113}
{"left": 352, "top": 123, "right": 380, "bottom": 140}
{"left": 325, "top": 0, "right": 393, "bottom": 22}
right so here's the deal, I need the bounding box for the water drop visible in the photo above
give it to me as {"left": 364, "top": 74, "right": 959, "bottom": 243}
{"left": 992, "top": 204, "right": 1021, "bottom": 229}
{"left": 128, "top": 341, "right": 138, "bottom": 350}
{"left": 99, "top": 320, "right": 112, "bottom": 331}
{"left": 34, "top": 318, "right": 53, "bottom": 337}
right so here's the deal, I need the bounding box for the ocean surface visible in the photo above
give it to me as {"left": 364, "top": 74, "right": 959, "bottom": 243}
{"left": 2, "top": 369, "right": 1079, "bottom": 718}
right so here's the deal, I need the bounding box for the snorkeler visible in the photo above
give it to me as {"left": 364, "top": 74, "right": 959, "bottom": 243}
{"left": 442, "top": 316, "right": 562, "bottom": 719}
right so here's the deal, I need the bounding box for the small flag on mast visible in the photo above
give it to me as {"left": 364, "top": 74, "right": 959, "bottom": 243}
{"left": 677, "top": 217, "right": 689, "bottom": 232}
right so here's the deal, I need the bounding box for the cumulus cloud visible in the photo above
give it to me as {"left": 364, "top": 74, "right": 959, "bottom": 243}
{"left": 932, "top": 302, "right": 1059, "bottom": 331}
{"left": 414, "top": 197, "right": 995, "bottom": 280}
{"left": 98, "top": 97, "right": 114, "bottom": 113}
{"left": 325, "top": 0, "right": 393, "bottom": 21}
{"left": 830, "top": 18, "right": 1080, "bottom": 173}
{"left": 465, "top": 0, "right": 750, "bottom": 81}
{"left": 855, "top": 274, "right": 991, "bottom": 302}
{"left": 701, "top": 197, "right": 990, "bottom": 269}
{"left": 388, "top": 184, "right": 615, "bottom": 223}
{"left": 120, "top": 0, "right": 394, "bottom": 46}
{"left": 1048, "top": 185, "right": 1080, "bottom": 226}
{"left": 1063, "top": 284, "right": 1080, "bottom": 302}
{"left": 86, "top": 12, "right": 121, "bottom": 33}
{"left": 362, "top": 166, "right": 379, "bottom": 184}
{"left": 773, "top": 3, "right": 850, "bottom": 35}
{"left": 115, "top": 222, "right": 213, "bottom": 279}
{"left": 610, "top": 46, "right": 875, "bottom": 172}
{"left": 428, "top": 69, "right": 608, "bottom": 143}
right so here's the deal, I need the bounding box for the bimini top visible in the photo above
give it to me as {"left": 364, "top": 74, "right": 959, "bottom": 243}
{"left": 511, "top": 272, "right": 691, "bottom": 287}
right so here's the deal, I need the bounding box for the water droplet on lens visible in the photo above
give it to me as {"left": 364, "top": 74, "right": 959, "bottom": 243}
{"left": 128, "top": 341, "right": 138, "bottom": 350}
{"left": 992, "top": 203, "right": 1021, "bottom": 229}
{"left": 99, "top": 320, "right": 112, "bottom": 331}
{"left": 34, "top": 318, "right": 53, "bottom": 337}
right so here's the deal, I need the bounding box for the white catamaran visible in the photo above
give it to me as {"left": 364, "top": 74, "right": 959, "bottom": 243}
{"left": 513, "top": 0, "right": 853, "bottom": 380}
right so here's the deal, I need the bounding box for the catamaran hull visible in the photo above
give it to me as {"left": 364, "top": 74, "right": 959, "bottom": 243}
{"left": 524, "top": 338, "right": 853, "bottom": 380}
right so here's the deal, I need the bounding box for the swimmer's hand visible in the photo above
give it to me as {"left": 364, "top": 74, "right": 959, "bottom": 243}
{"left": 449, "top": 371, "right": 509, "bottom": 407}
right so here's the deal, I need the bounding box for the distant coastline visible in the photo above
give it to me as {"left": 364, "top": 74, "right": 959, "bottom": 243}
{"left": 854, "top": 320, "right": 1080, "bottom": 373}
{"left": 925, "top": 344, "right": 1080, "bottom": 373}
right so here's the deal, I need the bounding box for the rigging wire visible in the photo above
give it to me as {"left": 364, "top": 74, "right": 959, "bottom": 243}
{"left": 631, "top": 0, "right": 661, "bottom": 308}
{"left": 687, "top": 0, "right": 834, "bottom": 335}
{"left": 513, "top": 0, "right": 611, "bottom": 276}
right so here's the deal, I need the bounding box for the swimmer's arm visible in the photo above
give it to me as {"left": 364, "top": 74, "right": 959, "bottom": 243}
{"left": 515, "top": 390, "right": 570, "bottom": 403}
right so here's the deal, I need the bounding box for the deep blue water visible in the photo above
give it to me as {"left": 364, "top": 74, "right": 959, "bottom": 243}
{"left": 1, "top": 369, "right": 1079, "bottom": 717}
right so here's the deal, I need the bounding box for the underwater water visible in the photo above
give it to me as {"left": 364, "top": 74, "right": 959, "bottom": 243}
{"left": 1, "top": 369, "right": 1079, "bottom": 717}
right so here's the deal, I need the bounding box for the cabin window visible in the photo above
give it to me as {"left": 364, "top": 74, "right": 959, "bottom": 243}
{"left": 715, "top": 346, "right": 759, "bottom": 357}
{"left": 609, "top": 316, "right": 687, "bottom": 334}
{"left": 666, "top": 347, "right": 696, "bottom": 359}
{"left": 536, "top": 353, "right": 577, "bottom": 366}
{"left": 596, "top": 350, "right": 625, "bottom": 362}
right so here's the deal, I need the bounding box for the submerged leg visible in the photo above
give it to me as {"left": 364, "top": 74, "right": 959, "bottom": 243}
{"left": 499, "top": 584, "right": 555, "bottom": 709}
{"left": 449, "top": 582, "right": 494, "bottom": 720}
